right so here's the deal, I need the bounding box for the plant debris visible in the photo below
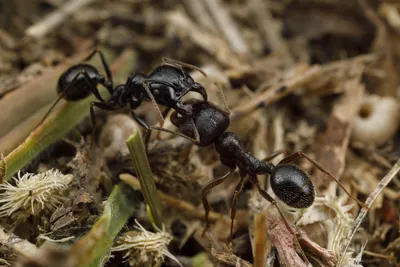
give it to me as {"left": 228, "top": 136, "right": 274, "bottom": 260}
{"left": 0, "top": 169, "right": 73, "bottom": 217}
{"left": 0, "top": 0, "right": 400, "bottom": 266}
{"left": 112, "top": 219, "right": 181, "bottom": 267}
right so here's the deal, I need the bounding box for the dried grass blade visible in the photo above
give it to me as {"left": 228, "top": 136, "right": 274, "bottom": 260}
{"left": 337, "top": 159, "right": 400, "bottom": 267}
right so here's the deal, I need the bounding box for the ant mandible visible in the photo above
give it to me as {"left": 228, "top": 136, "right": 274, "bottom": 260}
{"left": 37, "top": 49, "right": 208, "bottom": 140}
{"left": 157, "top": 95, "right": 368, "bottom": 244}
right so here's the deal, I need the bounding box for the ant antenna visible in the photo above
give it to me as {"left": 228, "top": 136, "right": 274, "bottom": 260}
{"left": 201, "top": 169, "right": 233, "bottom": 237}
{"left": 162, "top": 57, "right": 208, "bottom": 77}
{"left": 84, "top": 48, "right": 114, "bottom": 93}
{"left": 214, "top": 82, "right": 231, "bottom": 116}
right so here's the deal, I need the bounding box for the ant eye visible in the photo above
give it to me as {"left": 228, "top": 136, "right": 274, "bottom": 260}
{"left": 173, "top": 81, "right": 180, "bottom": 87}
{"left": 153, "top": 89, "right": 160, "bottom": 95}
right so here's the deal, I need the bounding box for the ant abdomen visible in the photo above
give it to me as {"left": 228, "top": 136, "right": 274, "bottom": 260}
{"left": 57, "top": 63, "right": 103, "bottom": 101}
{"left": 270, "top": 164, "right": 315, "bottom": 209}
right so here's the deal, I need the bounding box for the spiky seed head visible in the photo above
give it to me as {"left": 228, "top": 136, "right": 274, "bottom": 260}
{"left": 112, "top": 220, "right": 181, "bottom": 267}
{"left": 0, "top": 169, "right": 73, "bottom": 217}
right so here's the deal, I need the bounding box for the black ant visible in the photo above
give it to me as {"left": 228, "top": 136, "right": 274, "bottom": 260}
{"left": 154, "top": 96, "right": 368, "bottom": 245}
{"left": 38, "top": 49, "right": 208, "bottom": 140}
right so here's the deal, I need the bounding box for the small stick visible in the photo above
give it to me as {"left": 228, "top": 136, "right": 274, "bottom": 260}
{"left": 166, "top": 11, "right": 242, "bottom": 68}
{"left": 267, "top": 216, "right": 308, "bottom": 267}
{"left": 182, "top": 0, "right": 216, "bottom": 34}
{"left": 206, "top": 232, "right": 253, "bottom": 267}
{"left": 249, "top": 0, "right": 291, "bottom": 59}
{"left": 0, "top": 225, "right": 38, "bottom": 258}
{"left": 254, "top": 214, "right": 267, "bottom": 267}
{"left": 25, "top": 0, "right": 96, "bottom": 39}
{"left": 231, "top": 65, "right": 321, "bottom": 118}
{"left": 203, "top": 0, "right": 249, "bottom": 57}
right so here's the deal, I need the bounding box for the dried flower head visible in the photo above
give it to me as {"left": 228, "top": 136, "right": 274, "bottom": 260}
{"left": 112, "top": 220, "right": 181, "bottom": 267}
{"left": 0, "top": 169, "right": 73, "bottom": 217}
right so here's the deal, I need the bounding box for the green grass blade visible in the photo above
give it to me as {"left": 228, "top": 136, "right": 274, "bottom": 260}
{"left": 2, "top": 92, "right": 107, "bottom": 181}
{"left": 71, "top": 183, "right": 139, "bottom": 267}
{"left": 126, "top": 131, "right": 163, "bottom": 228}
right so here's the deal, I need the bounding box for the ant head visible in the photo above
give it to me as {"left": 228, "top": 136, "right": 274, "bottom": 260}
{"left": 171, "top": 100, "right": 230, "bottom": 147}
{"left": 270, "top": 164, "right": 315, "bottom": 209}
{"left": 177, "top": 71, "right": 207, "bottom": 101}
{"left": 148, "top": 66, "right": 208, "bottom": 104}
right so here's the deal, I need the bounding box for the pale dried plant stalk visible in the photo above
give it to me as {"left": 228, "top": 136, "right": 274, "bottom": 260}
{"left": 112, "top": 219, "right": 181, "bottom": 267}
{"left": 0, "top": 169, "right": 73, "bottom": 216}
{"left": 295, "top": 192, "right": 363, "bottom": 266}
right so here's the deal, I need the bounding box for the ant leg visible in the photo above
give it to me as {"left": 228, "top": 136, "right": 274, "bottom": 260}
{"left": 155, "top": 108, "right": 171, "bottom": 141}
{"left": 201, "top": 170, "right": 233, "bottom": 236}
{"left": 162, "top": 57, "right": 207, "bottom": 77}
{"left": 129, "top": 110, "right": 154, "bottom": 151}
{"left": 262, "top": 149, "right": 288, "bottom": 162}
{"left": 129, "top": 110, "right": 152, "bottom": 130}
{"left": 84, "top": 48, "right": 113, "bottom": 90}
{"left": 149, "top": 120, "right": 201, "bottom": 145}
{"left": 279, "top": 152, "right": 369, "bottom": 210}
{"left": 143, "top": 131, "right": 152, "bottom": 152}
{"left": 249, "top": 175, "right": 310, "bottom": 265}
{"left": 90, "top": 101, "right": 116, "bottom": 142}
{"left": 78, "top": 71, "right": 108, "bottom": 103}
{"left": 141, "top": 80, "right": 165, "bottom": 126}
{"left": 130, "top": 110, "right": 201, "bottom": 146}
{"left": 129, "top": 110, "right": 192, "bottom": 150}
{"left": 229, "top": 176, "right": 246, "bottom": 244}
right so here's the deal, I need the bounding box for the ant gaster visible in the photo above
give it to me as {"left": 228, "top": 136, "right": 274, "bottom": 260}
{"left": 163, "top": 97, "right": 368, "bottom": 243}
{"left": 38, "top": 49, "right": 208, "bottom": 139}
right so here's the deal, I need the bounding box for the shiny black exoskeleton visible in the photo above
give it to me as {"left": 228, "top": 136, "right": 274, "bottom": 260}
{"left": 39, "top": 50, "right": 208, "bottom": 138}
{"left": 57, "top": 63, "right": 112, "bottom": 101}
{"left": 106, "top": 64, "right": 207, "bottom": 120}
{"left": 168, "top": 99, "right": 366, "bottom": 241}
{"left": 170, "top": 100, "right": 230, "bottom": 147}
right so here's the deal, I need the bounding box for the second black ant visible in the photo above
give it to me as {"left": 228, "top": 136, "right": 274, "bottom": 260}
{"left": 38, "top": 49, "right": 208, "bottom": 140}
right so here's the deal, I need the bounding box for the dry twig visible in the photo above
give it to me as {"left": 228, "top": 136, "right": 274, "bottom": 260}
{"left": 25, "top": 0, "right": 96, "bottom": 39}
